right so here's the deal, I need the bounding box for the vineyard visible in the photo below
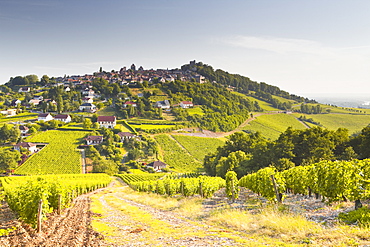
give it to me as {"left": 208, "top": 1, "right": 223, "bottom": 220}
{"left": 171, "top": 135, "right": 225, "bottom": 162}
{"left": 119, "top": 174, "right": 225, "bottom": 198}
{"left": 231, "top": 91, "right": 280, "bottom": 111}
{"left": 15, "top": 130, "right": 91, "bottom": 175}
{"left": 242, "top": 113, "right": 307, "bottom": 140}
{"left": 0, "top": 174, "right": 111, "bottom": 227}
{"left": 239, "top": 159, "right": 370, "bottom": 212}
{"left": 154, "top": 134, "right": 203, "bottom": 172}
{"left": 292, "top": 113, "right": 370, "bottom": 134}
{"left": 0, "top": 113, "right": 38, "bottom": 124}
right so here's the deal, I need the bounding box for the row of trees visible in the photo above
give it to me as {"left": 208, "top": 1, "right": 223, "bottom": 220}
{"left": 184, "top": 62, "right": 316, "bottom": 105}
{"left": 204, "top": 125, "right": 369, "bottom": 178}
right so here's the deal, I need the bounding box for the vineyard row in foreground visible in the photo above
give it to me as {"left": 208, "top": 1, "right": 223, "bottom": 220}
{"left": 0, "top": 174, "right": 112, "bottom": 227}
{"left": 239, "top": 159, "right": 370, "bottom": 207}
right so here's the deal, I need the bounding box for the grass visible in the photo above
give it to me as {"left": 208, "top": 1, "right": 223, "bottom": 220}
{"left": 0, "top": 112, "right": 38, "bottom": 123}
{"left": 187, "top": 106, "right": 204, "bottom": 116}
{"left": 231, "top": 91, "right": 281, "bottom": 111}
{"left": 242, "top": 113, "right": 307, "bottom": 140}
{"left": 90, "top": 183, "right": 370, "bottom": 246}
{"left": 97, "top": 106, "right": 118, "bottom": 116}
{"left": 293, "top": 113, "right": 370, "bottom": 135}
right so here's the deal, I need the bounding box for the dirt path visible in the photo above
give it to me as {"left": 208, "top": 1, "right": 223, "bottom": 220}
{"left": 0, "top": 191, "right": 105, "bottom": 247}
{"left": 94, "top": 190, "right": 243, "bottom": 246}
{"left": 2, "top": 179, "right": 370, "bottom": 246}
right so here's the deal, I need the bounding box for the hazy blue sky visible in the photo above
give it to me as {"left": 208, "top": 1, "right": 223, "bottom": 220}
{"left": 2, "top": 0, "right": 370, "bottom": 97}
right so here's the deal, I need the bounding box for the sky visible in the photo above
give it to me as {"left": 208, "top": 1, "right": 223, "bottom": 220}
{"left": 2, "top": 0, "right": 370, "bottom": 98}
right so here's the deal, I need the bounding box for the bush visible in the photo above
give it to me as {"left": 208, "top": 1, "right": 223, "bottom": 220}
{"left": 339, "top": 207, "right": 370, "bottom": 226}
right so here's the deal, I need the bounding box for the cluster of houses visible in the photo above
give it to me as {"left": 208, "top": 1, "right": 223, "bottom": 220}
{"left": 37, "top": 113, "right": 72, "bottom": 123}
{"left": 53, "top": 61, "right": 206, "bottom": 87}
{"left": 124, "top": 100, "right": 193, "bottom": 110}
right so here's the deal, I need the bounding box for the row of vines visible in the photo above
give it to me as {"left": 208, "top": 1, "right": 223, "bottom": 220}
{"left": 239, "top": 159, "right": 370, "bottom": 206}
{"left": 0, "top": 174, "right": 111, "bottom": 227}
{"left": 120, "top": 174, "right": 225, "bottom": 198}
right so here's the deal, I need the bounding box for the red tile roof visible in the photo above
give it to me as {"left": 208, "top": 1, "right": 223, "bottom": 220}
{"left": 97, "top": 116, "right": 116, "bottom": 122}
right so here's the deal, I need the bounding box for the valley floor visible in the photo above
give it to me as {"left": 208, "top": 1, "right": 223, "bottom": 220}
{"left": 1, "top": 178, "right": 370, "bottom": 246}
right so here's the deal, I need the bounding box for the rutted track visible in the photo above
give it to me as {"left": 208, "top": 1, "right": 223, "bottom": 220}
{"left": 0, "top": 191, "right": 105, "bottom": 247}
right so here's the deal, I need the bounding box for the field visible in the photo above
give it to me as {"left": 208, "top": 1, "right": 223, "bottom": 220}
{"left": 154, "top": 134, "right": 203, "bottom": 173}
{"left": 293, "top": 113, "right": 370, "bottom": 134}
{"left": 0, "top": 113, "right": 38, "bottom": 123}
{"left": 187, "top": 106, "right": 204, "bottom": 116}
{"left": 231, "top": 91, "right": 280, "bottom": 111}
{"left": 242, "top": 113, "right": 307, "bottom": 140}
{"left": 15, "top": 130, "right": 91, "bottom": 175}
{"left": 171, "top": 135, "right": 225, "bottom": 161}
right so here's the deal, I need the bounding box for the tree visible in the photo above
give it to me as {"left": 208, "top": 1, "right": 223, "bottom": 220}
{"left": 57, "top": 95, "right": 64, "bottom": 113}
{"left": 0, "top": 150, "right": 21, "bottom": 173}
{"left": 92, "top": 159, "right": 118, "bottom": 175}
{"left": 40, "top": 75, "right": 50, "bottom": 86}
{"left": 25, "top": 75, "right": 39, "bottom": 84}
{"left": 83, "top": 118, "right": 92, "bottom": 129}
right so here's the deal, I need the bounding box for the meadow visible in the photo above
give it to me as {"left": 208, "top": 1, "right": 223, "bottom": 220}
{"left": 15, "top": 130, "right": 91, "bottom": 175}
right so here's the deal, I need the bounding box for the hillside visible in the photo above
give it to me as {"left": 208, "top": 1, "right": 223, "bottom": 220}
{"left": 2, "top": 61, "right": 370, "bottom": 175}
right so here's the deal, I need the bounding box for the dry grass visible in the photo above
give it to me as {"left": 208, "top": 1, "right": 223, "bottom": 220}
{"left": 91, "top": 181, "right": 370, "bottom": 246}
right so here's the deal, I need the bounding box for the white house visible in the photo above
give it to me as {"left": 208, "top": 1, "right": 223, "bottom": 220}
{"left": 97, "top": 116, "right": 116, "bottom": 128}
{"left": 82, "top": 88, "right": 95, "bottom": 97}
{"left": 79, "top": 103, "right": 97, "bottom": 113}
{"left": 147, "top": 160, "right": 167, "bottom": 172}
{"left": 117, "top": 132, "right": 137, "bottom": 141}
{"left": 18, "top": 87, "right": 30, "bottom": 93}
{"left": 14, "top": 142, "right": 38, "bottom": 153}
{"left": 29, "top": 99, "right": 41, "bottom": 106}
{"left": 0, "top": 109, "right": 17, "bottom": 116}
{"left": 85, "top": 136, "right": 103, "bottom": 145}
{"left": 38, "top": 113, "right": 54, "bottom": 122}
{"left": 123, "top": 101, "right": 137, "bottom": 108}
{"left": 19, "top": 125, "right": 29, "bottom": 136}
{"left": 180, "top": 101, "right": 194, "bottom": 109}
{"left": 82, "top": 97, "right": 93, "bottom": 104}
{"left": 154, "top": 100, "right": 170, "bottom": 109}
{"left": 54, "top": 114, "right": 72, "bottom": 123}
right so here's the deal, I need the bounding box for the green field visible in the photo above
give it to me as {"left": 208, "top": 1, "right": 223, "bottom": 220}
{"left": 293, "top": 113, "right": 370, "bottom": 134}
{"left": 154, "top": 134, "right": 203, "bottom": 173}
{"left": 15, "top": 130, "right": 91, "bottom": 175}
{"left": 242, "top": 113, "right": 307, "bottom": 140}
{"left": 231, "top": 91, "right": 280, "bottom": 111}
{"left": 171, "top": 135, "right": 225, "bottom": 161}
{"left": 0, "top": 113, "right": 38, "bottom": 123}
{"left": 187, "top": 106, "right": 204, "bottom": 116}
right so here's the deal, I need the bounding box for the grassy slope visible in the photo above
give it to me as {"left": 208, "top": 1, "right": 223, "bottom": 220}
{"left": 293, "top": 113, "right": 370, "bottom": 134}
{"left": 242, "top": 113, "right": 307, "bottom": 140}
{"left": 230, "top": 91, "right": 280, "bottom": 111}
{"left": 0, "top": 113, "right": 38, "bottom": 123}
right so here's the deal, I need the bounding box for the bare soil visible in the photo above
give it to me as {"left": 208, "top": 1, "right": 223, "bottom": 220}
{"left": 0, "top": 192, "right": 105, "bottom": 247}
